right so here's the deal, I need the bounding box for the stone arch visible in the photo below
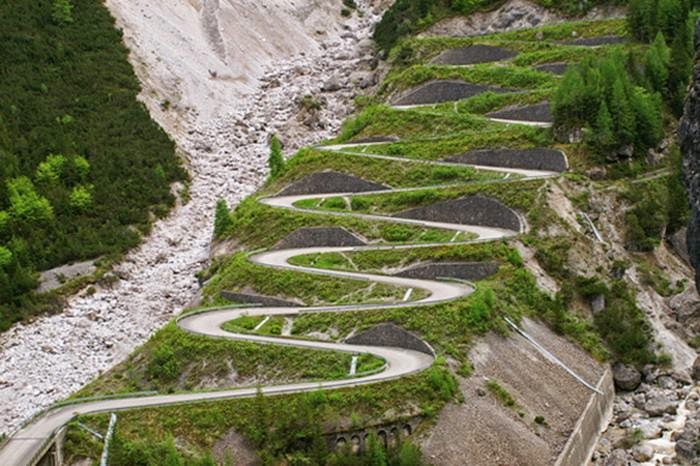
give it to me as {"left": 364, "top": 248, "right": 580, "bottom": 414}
{"left": 378, "top": 430, "right": 388, "bottom": 448}
{"left": 403, "top": 424, "right": 412, "bottom": 436}
{"left": 336, "top": 437, "right": 347, "bottom": 449}
{"left": 351, "top": 435, "right": 361, "bottom": 454}
{"left": 389, "top": 427, "right": 399, "bottom": 447}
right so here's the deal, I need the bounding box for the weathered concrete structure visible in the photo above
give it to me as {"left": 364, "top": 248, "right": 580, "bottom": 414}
{"left": 394, "top": 261, "right": 499, "bottom": 281}
{"left": 394, "top": 195, "right": 522, "bottom": 232}
{"left": 346, "top": 323, "right": 434, "bottom": 356}
{"left": 393, "top": 80, "right": 514, "bottom": 106}
{"left": 272, "top": 227, "right": 366, "bottom": 250}
{"left": 430, "top": 44, "right": 517, "bottom": 65}
{"left": 488, "top": 101, "right": 552, "bottom": 122}
{"left": 446, "top": 147, "right": 567, "bottom": 172}
{"left": 219, "top": 291, "right": 302, "bottom": 307}
{"left": 277, "top": 171, "right": 388, "bottom": 196}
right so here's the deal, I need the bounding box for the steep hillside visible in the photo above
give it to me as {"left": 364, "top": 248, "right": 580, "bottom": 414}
{"left": 0, "top": 0, "right": 186, "bottom": 331}
{"left": 2, "top": 1, "right": 700, "bottom": 465}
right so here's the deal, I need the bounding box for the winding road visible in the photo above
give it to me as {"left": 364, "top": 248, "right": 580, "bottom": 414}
{"left": 0, "top": 115, "right": 563, "bottom": 465}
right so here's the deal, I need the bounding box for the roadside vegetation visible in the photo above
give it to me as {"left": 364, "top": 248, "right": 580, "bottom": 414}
{"left": 0, "top": 0, "right": 185, "bottom": 331}
{"left": 61, "top": 5, "right": 697, "bottom": 463}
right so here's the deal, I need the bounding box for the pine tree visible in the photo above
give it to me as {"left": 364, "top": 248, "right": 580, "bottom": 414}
{"left": 268, "top": 134, "right": 285, "bottom": 178}
{"left": 644, "top": 32, "right": 670, "bottom": 93}
{"left": 592, "top": 101, "right": 615, "bottom": 154}
{"left": 608, "top": 78, "right": 636, "bottom": 147}
{"left": 668, "top": 23, "right": 693, "bottom": 116}
{"left": 627, "top": 0, "right": 655, "bottom": 42}
{"left": 213, "top": 199, "right": 232, "bottom": 238}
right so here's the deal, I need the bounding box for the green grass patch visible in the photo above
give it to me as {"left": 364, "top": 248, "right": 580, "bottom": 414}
{"left": 202, "top": 252, "right": 415, "bottom": 307}
{"left": 72, "top": 322, "right": 366, "bottom": 398}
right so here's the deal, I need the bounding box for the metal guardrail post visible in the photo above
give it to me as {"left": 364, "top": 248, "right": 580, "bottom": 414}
{"left": 100, "top": 413, "right": 117, "bottom": 466}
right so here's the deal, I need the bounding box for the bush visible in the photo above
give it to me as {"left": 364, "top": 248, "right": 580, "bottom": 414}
{"left": 269, "top": 135, "right": 285, "bottom": 179}
{"left": 213, "top": 199, "right": 233, "bottom": 238}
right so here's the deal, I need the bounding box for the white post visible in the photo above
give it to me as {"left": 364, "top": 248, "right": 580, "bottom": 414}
{"left": 100, "top": 413, "right": 118, "bottom": 466}
{"left": 349, "top": 355, "right": 358, "bottom": 376}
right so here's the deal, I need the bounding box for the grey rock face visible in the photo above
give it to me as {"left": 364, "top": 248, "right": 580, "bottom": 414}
{"left": 613, "top": 362, "right": 642, "bottom": 391}
{"left": 692, "top": 356, "right": 700, "bottom": 382}
{"left": 680, "top": 21, "right": 700, "bottom": 292}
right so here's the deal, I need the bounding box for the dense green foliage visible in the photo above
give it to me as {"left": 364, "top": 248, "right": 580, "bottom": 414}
{"left": 0, "top": 0, "right": 185, "bottom": 330}
{"left": 628, "top": 0, "right": 695, "bottom": 114}
{"left": 553, "top": 51, "right": 664, "bottom": 159}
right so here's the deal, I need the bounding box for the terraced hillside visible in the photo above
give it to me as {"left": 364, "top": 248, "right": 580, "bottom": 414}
{"left": 2, "top": 3, "right": 699, "bottom": 466}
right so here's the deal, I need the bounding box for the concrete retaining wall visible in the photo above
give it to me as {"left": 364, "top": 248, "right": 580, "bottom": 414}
{"left": 393, "top": 195, "right": 521, "bottom": 232}
{"left": 488, "top": 101, "right": 552, "bottom": 123}
{"left": 395, "top": 261, "right": 499, "bottom": 281}
{"left": 563, "top": 35, "right": 625, "bottom": 46}
{"left": 272, "top": 227, "right": 366, "bottom": 250}
{"left": 554, "top": 368, "right": 615, "bottom": 466}
{"left": 393, "top": 80, "right": 513, "bottom": 106}
{"left": 345, "top": 323, "right": 434, "bottom": 355}
{"left": 430, "top": 45, "right": 517, "bottom": 65}
{"left": 534, "top": 63, "right": 569, "bottom": 75}
{"left": 278, "top": 171, "right": 388, "bottom": 196}
{"left": 446, "top": 147, "right": 567, "bottom": 172}
{"left": 219, "top": 291, "right": 302, "bottom": 307}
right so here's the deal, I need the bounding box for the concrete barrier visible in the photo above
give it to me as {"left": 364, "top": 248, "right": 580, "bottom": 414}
{"left": 554, "top": 367, "right": 615, "bottom": 466}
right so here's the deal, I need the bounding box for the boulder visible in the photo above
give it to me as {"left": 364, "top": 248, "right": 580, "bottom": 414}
{"left": 322, "top": 75, "right": 342, "bottom": 92}
{"left": 692, "top": 356, "right": 700, "bottom": 382}
{"left": 590, "top": 294, "right": 606, "bottom": 314}
{"left": 644, "top": 391, "right": 678, "bottom": 416}
{"left": 613, "top": 362, "right": 642, "bottom": 391}
{"left": 632, "top": 445, "right": 654, "bottom": 462}
{"left": 605, "top": 449, "right": 630, "bottom": 466}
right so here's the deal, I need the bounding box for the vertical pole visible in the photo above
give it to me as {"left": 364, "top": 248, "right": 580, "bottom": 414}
{"left": 100, "top": 413, "right": 117, "bottom": 466}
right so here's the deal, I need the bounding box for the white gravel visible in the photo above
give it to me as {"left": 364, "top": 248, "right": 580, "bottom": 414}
{"left": 0, "top": 0, "right": 381, "bottom": 436}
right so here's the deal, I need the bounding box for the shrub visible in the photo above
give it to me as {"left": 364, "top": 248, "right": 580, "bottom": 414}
{"left": 269, "top": 135, "right": 285, "bottom": 178}
{"left": 213, "top": 199, "right": 233, "bottom": 238}
{"left": 51, "top": 0, "right": 73, "bottom": 25}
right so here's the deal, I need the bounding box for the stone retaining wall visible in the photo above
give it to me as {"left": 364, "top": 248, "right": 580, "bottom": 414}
{"left": 393, "top": 195, "right": 521, "bottom": 232}
{"left": 488, "top": 101, "right": 552, "bottom": 122}
{"left": 393, "top": 80, "right": 513, "bottom": 106}
{"left": 219, "top": 291, "right": 302, "bottom": 307}
{"left": 554, "top": 368, "right": 615, "bottom": 466}
{"left": 446, "top": 147, "right": 567, "bottom": 172}
{"left": 430, "top": 45, "right": 517, "bottom": 65}
{"left": 272, "top": 227, "right": 366, "bottom": 250}
{"left": 278, "top": 171, "right": 388, "bottom": 196}
{"left": 395, "top": 261, "right": 499, "bottom": 281}
{"left": 345, "top": 323, "right": 434, "bottom": 355}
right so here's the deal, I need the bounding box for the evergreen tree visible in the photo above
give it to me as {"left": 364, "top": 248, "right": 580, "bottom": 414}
{"left": 644, "top": 32, "right": 671, "bottom": 93}
{"left": 591, "top": 101, "right": 615, "bottom": 154}
{"left": 608, "top": 78, "right": 636, "bottom": 147}
{"left": 366, "top": 433, "right": 387, "bottom": 466}
{"left": 213, "top": 199, "right": 232, "bottom": 238}
{"left": 628, "top": 0, "right": 655, "bottom": 42}
{"left": 668, "top": 23, "right": 693, "bottom": 115}
{"left": 268, "top": 135, "right": 285, "bottom": 179}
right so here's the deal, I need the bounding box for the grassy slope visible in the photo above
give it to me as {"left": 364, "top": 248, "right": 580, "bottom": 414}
{"left": 0, "top": 0, "right": 186, "bottom": 331}
{"left": 63, "top": 14, "right": 677, "bottom": 463}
